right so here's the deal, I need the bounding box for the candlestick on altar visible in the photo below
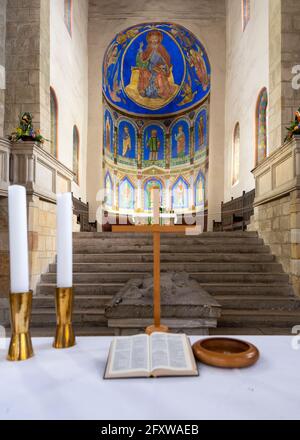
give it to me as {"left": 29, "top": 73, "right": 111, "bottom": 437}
{"left": 7, "top": 185, "right": 34, "bottom": 361}
{"left": 53, "top": 193, "right": 76, "bottom": 349}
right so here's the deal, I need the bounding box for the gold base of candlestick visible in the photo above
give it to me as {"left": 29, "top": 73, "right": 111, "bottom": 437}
{"left": 145, "top": 324, "right": 169, "bottom": 335}
{"left": 7, "top": 291, "right": 34, "bottom": 362}
{"left": 53, "top": 287, "right": 76, "bottom": 349}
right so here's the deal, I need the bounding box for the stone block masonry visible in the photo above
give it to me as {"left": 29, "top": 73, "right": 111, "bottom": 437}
{"left": 4, "top": 0, "right": 50, "bottom": 142}
{"left": 250, "top": 137, "right": 300, "bottom": 296}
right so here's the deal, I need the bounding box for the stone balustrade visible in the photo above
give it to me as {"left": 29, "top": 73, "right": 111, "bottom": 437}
{"left": 250, "top": 136, "right": 300, "bottom": 295}
{"left": 0, "top": 139, "right": 74, "bottom": 201}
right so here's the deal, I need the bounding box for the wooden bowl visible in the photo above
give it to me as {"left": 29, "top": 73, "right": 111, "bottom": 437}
{"left": 192, "top": 337, "right": 259, "bottom": 369}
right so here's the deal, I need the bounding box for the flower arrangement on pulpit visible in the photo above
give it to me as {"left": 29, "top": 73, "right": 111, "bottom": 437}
{"left": 285, "top": 107, "right": 300, "bottom": 141}
{"left": 8, "top": 112, "right": 48, "bottom": 144}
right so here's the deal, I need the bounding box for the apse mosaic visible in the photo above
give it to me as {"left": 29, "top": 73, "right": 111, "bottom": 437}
{"left": 117, "top": 120, "right": 137, "bottom": 167}
{"left": 171, "top": 119, "right": 190, "bottom": 166}
{"left": 119, "top": 177, "right": 135, "bottom": 210}
{"left": 102, "top": 23, "right": 210, "bottom": 217}
{"left": 103, "top": 23, "right": 211, "bottom": 117}
{"left": 144, "top": 179, "right": 163, "bottom": 211}
{"left": 143, "top": 125, "right": 165, "bottom": 167}
{"left": 172, "top": 177, "right": 189, "bottom": 210}
{"left": 104, "top": 110, "right": 114, "bottom": 157}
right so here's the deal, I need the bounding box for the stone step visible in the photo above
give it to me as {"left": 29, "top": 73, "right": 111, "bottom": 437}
{"left": 215, "top": 295, "right": 300, "bottom": 311}
{"left": 48, "top": 262, "right": 283, "bottom": 274}
{"left": 36, "top": 282, "right": 294, "bottom": 297}
{"left": 33, "top": 295, "right": 113, "bottom": 309}
{"left": 30, "top": 308, "right": 107, "bottom": 326}
{"left": 40, "top": 272, "right": 289, "bottom": 284}
{"left": 73, "top": 244, "right": 270, "bottom": 254}
{"left": 202, "top": 283, "right": 294, "bottom": 296}
{"left": 37, "top": 283, "right": 123, "bottom": 296}
{"left": 73, "top": 238, "right": 264, "bottom": 249}
{"left": 73, "top": 253, "right": 276, "bottom": 263}
{"left": 73, "top": 231, "right": 259, "bottom": 239}
{"left": 29, "top": 326, "right": 115, "bottom": 337}
{"left": 218, "top": 309, "right": 300, "bottom": 328}
{"left": 210, "top": 327, "right": 293, "bottom": 336}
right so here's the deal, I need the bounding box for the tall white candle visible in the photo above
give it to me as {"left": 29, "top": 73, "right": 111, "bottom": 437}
{"left": 153, "top": 186, "right": 160, "bottom": 225}
{"left": 8, "top": 185, "right": 30, "bottom": 293}
{"left": 56, "top": 193, "right": 73, "bottom": 288}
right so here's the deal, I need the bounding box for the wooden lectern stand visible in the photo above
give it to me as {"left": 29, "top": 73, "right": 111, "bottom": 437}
{"left": 112, "top": 225, "right": 189, "bottom": 335}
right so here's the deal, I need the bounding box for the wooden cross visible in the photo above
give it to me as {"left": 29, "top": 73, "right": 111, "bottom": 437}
{"left": 112, "top": 224, "right": 190, "bottom": 335}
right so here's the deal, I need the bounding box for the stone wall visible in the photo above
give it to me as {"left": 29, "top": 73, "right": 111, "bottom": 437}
{"left": 249, "top": 194, "right": 291, "bottom": 276}
{"left": 87, "top": 0, "right": 226, "bottom": 230}
{"left": 0, "top": 197, "right": 9, "bottom": 298}
{"left": 28, "top": 196, "right": 56, "bottom": 292}
{"left": 249, "top": 136, "right": 300, "bottom": 297}
{"left": 4, "top": 0, "right": 50, "bottom": 140}
{"left": 223, "top": 0, "right": 269, "bottom": 202}
{"left": 0, "top": 0, "right": 6, "bottom": 137}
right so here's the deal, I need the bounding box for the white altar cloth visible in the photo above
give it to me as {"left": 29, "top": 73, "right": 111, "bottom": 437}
{"left": 0, "top": 336, "right": 299, "bottom": 420}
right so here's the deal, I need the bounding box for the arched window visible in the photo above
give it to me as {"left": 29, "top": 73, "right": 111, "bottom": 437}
{"left": 256, "top": 88, "right": 268, "bottom": 165}
{"left": 232, "top": 123, "right": 240, "bottom": 186}
{"left": 242, "top": 0, "right": 250, "bottom": 31}
{"left": 73, "top": 125, "right": 80, "bottom": 185}
{"left": 64, "top": 0, "right": 72, "bottom": 36}
{"left": 50, "top": 87, "right": 58, "bottom": 158}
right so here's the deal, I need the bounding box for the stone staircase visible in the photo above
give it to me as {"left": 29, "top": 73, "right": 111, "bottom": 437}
{"left": 32, "top": 231, "right": 300, "bottom": 336}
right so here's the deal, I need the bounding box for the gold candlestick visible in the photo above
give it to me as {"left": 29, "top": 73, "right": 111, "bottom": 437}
{"left": 7, "top": 291, "right": 34, "bottom": 362}
{"left": 53, "top": 287, "right": 76, "bottom": 349}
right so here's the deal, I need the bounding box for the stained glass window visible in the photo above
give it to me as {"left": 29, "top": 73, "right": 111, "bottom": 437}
{"left": 256, "top": 88, "right": 268, "bottom": 165}
{"left": 50, "top": 88, "right": 58, "bottom": 158}
{"left": 64, "top": 0, "right": 72, "bottom": 36}
{"left": 242, "top": 0, "right": 250, "bottom": 31}
{"left": 232, "top": 123, "right": 240, "bottom": 186}
{"left": 73, "top": 125, "right": 80, "bottom": 184}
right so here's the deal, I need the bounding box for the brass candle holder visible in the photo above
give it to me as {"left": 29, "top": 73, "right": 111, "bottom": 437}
{"left": 53, "top": 287, "right": 76, "bottom": 349}
{"left": 7, "top": 291, "right": 34, "bottom": 362}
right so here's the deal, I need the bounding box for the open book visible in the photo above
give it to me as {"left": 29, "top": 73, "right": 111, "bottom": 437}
{"left": 104, "top": 332, "right": 198, "bottom": 379}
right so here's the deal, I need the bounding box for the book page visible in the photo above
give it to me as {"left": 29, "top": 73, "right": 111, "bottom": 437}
{"left": 150, "top": 333, "right": 194, "bottom": 372}
{"left": 108, "top": 334, "right": 150, "bottom": 376}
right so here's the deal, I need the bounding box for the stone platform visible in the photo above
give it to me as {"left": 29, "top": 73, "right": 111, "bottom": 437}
{"left": 105, "top": 272, "right": 221, "bottom": 335}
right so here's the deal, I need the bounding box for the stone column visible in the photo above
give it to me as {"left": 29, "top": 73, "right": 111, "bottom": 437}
{"left": 137, "top": 130, "right": 142, "bottom": 168}
{"left": 113, "top": 171, "right": 118, "bottom": 210}
{"left": 0, "top": 0, "right": 6, "bottom": 137}
{"left": 269, "top": 0, "right": 300, "bottom": 153}
{"left": 165, "top": 178, "right": 170, "bottom": 211}
{"left": 189, "top": 172, "right": 194, "bottom": 209}
{"left": 137, "top": 176, "right": 142, "bottom": 210}
{"left": 166, "top": 131, "right": 170, "bottom": 168}
{"left": 4, "top": 0, "right": 50, "bottom": 142}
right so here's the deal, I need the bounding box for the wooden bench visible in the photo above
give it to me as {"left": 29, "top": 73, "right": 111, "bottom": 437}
{"left": 213, "top": 189, "right": 255, "bottom": 232}
{"left": 72, "top": 196, "right": 97, "bottom": 232}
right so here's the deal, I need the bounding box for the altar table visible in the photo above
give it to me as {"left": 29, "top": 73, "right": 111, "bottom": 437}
{"left": 0, "top": 336, "right": 299, "bottom": 420}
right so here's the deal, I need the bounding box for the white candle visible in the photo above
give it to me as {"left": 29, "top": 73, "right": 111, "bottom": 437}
{"left": 153, "top": 186, "right": 160, "bottom": 225}
{"left": 8, "top": 185, "right": 30, "bottom": 293}
{"left": 56, "top": 193, "right": 73, "bottom": 288}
